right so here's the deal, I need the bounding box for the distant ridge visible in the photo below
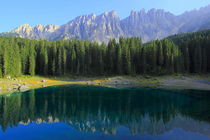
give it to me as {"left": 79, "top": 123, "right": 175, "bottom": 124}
{"left": 2, "top": 4, "right": 210, "bottom": 43}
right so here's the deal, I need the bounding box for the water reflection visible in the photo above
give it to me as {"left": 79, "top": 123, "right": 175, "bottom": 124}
{"left": 0, "top": 85, "right": 210, "bottom": 138}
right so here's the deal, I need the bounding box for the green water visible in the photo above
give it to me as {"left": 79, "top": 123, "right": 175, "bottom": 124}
{"left": 0, "top": 85, "right": 210, "bottom": 140}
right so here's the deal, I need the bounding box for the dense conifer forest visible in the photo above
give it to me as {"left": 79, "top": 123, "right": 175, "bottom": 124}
{"left": 168, "top": 30, "right": 210, "bottom": 73}
{"left": 0, "top": 29, "right": 210, "bottom": 77}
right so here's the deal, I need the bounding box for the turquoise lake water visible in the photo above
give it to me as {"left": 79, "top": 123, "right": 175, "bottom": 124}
{"left": 0, "top": 85, "right": 210, "bottom": 140}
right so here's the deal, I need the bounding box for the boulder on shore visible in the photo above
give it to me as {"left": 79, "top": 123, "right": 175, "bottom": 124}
{"left": 41, "top": 80, "right": 47, "bottom": 83}
{"left": 18, "top": 85, "right": 30, "bottom": 92}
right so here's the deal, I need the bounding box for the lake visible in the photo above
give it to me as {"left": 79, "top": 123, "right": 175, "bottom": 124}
{"left": 0, "top": 85, "right": 210, "bottom": 140}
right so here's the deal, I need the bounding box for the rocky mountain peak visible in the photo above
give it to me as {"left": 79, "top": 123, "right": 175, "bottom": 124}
{"left": 18, "top": 24, "right": 31, "bottom": 28}
{"left": 130, "top": 10, "right": 139, "bottom": 17}
{"left": 101, "top": 11, "right": 118, "bottom": 18}
{"left": 3, "top": 5, "right": 210, "bottom": 43}
{"left": 12, "top": 24, "right": 32, "bottom": 33}
{"left": 35, "top": 24, "right": 44, "bottom": 30}
{"left": 109, "top": 11, "right": 118, "bottom": 17}
{"left": 44, "top": 24, "right": 60, "bottom": 32}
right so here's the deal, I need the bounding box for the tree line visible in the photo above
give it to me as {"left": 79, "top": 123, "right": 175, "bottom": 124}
{"left": 0, "top": 30, "right": 209, "bottom": 77}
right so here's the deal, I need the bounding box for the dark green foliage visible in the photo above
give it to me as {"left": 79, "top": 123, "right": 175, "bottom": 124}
{"left": 169, "top": 29, "right": 210, "bottom": 73}
{"left": 0, "top": 30, "right": 210, "bottom": 77}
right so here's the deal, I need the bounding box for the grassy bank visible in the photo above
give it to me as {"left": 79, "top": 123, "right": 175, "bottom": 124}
{"left": 0, "top": 74, "right": 210, "bottom": 95}
{"left": 0, "top": 75, "right": 111, "bottom": 94}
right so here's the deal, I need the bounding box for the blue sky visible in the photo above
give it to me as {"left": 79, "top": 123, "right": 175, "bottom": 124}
{"left": 0, "top": 0, "right": 210, "bottom": 32}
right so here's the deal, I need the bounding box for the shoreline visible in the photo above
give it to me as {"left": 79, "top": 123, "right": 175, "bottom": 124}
{"left": 0, "top": 74, "right": 210, "bottom": 95}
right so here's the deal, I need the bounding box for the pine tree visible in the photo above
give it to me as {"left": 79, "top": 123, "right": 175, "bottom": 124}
{"left": 29, "top": 46, "right": 36, "bottom": 76}
{"left": 70, "top": 46, "right": 76, "bottom": 73}
{"left": 202, "top": 47, "right": 207, "bottom": 73}
{"left": 121, "top": 39, "right": 131, "bottom": 75}
{"left": 0, "top": 44, "right": 3, "bottom": 78}
{"left": 107, "top": 39, "right": 116, "bottom": 74}
{"left": 157, "top": 41, "right": 163, "bottom": 66}
{"left": 140, "top": 48, "right": 146, "bottom": 74}
{"left": 183, "top": 46, "right": 190, "bottom": 72}
{"left": 116, "top": 44, "right": 122, "bottom": 74}
{"left": 62, "top": 46, "right": 67, "bottom": 75}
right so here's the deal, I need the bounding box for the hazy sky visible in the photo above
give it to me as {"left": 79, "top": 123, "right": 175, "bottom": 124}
{"left": 1, "top": 0, "right": 210, "bottom": 32}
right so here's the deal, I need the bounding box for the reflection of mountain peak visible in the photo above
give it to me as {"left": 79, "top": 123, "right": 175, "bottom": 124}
{"left": 0, "top": 86, "right": 210, "bottom": 137}
{"left": 16, "top": 114, "right": 210, "bottom": 137}
{"left": 19, "top": 116, "right": 60, "bottom": 125}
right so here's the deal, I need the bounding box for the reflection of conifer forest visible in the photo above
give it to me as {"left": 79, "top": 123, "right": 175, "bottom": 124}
{"left": 0, "top": 29, "right": 210, "bottom": 77}
{"left": 0, "top": 86, "right": 210, "bottom": 134}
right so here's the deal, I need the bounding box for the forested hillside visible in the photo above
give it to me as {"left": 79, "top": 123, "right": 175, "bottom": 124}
{"left": 169, "top": 29, "right": 210, "bottom": 73}
{"left": 0, "top": 29, "right": 210, "bottom": 77}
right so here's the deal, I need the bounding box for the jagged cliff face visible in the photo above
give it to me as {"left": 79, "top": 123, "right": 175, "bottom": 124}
{"left": 121, "top": 9, "right": 180, "bottom": 42}
{"left": 177, "top": 5, "right": 210, "bottom": 33}
{"left": 3, "top": 5, "right": 210, "bottom": 43}
{"left": 10, "top": 24, "right": 60, "bottom": 40}
{"left": 49, "top": 11, "right": 124, "bottom": 43}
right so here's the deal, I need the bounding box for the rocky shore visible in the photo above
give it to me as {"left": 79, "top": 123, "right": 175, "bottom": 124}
{"left": 0, "top": 75, "right": 210, "bottom": 95}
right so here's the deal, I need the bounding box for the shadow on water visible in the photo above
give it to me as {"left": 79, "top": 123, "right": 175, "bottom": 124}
{"left": 0, "top": 85, "right": 210, "bottom": 139}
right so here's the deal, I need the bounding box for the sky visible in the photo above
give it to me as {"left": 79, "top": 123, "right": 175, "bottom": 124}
{"left": 0, "top": 0, "right": 210, "bottom": 32}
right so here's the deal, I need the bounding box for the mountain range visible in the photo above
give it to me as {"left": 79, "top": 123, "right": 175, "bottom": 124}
{"left": 1, "top": 5, "right": 210, "bottom": 43}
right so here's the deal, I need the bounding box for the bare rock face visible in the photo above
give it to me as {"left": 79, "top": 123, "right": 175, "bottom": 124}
{"left": 121, "top": 9, "right": 180, "bottom": 42}
{"left": 2, "top": 5, "right": 210, "bottom": 43}
{"left": 50, "top": 11, "right": 124, "bottom": 43}
{"left": 10, "top": 24, "right": 60, "bottom": 40}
